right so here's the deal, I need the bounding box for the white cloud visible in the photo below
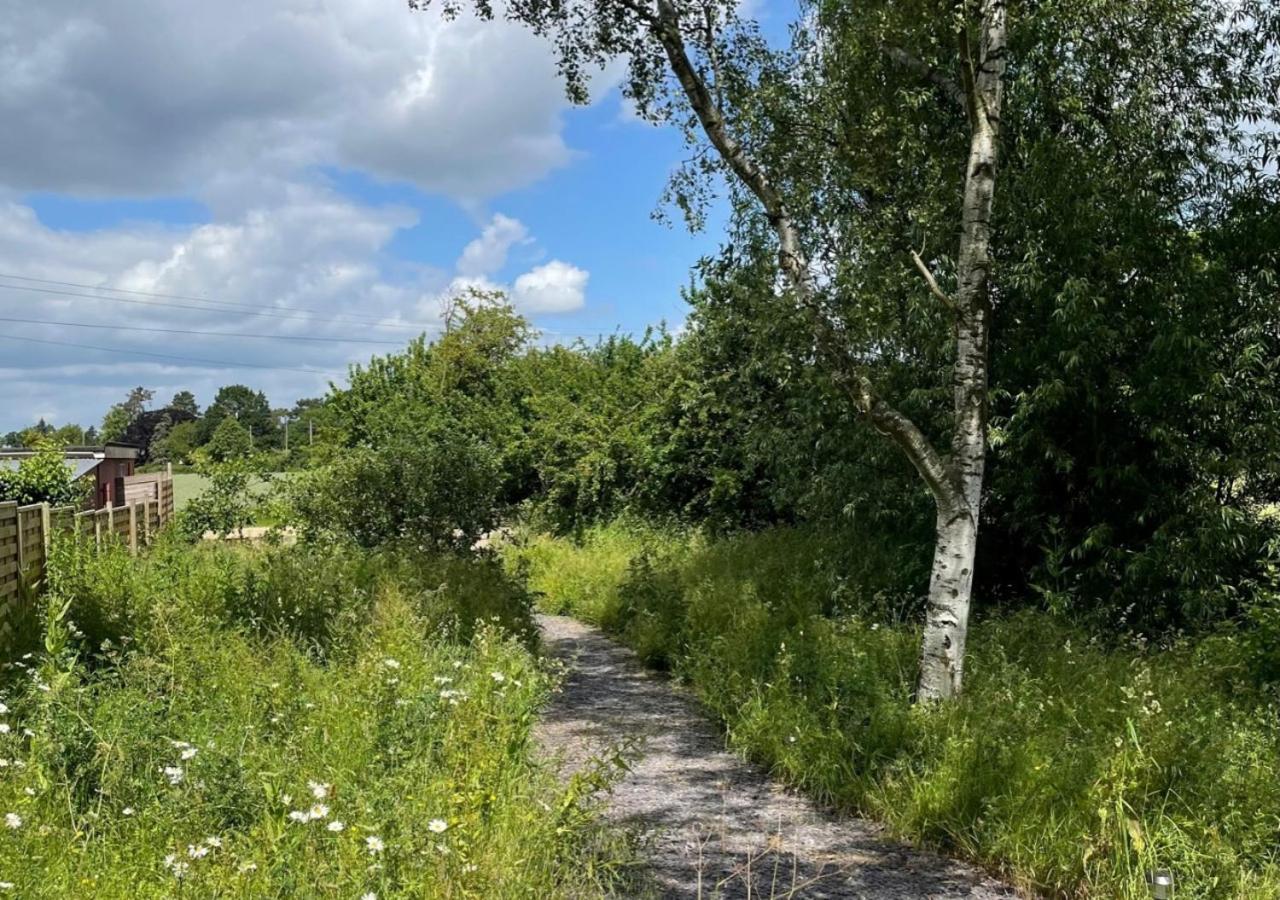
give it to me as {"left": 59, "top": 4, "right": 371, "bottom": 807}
{"left": 0, "top": 194, "right": 594, "bottom": 430}
{"left": 511, "top": 260, "right": 589, "bottom": 313}
{"left": 0, "top": 0, "right": 578, "bottom": 204}
{"left": 455, "top": 214, "right": 530, "bottom": 277}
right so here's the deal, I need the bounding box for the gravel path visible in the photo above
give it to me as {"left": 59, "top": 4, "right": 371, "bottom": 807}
{"left": 536, "top": 614, "right": 1022, "bottom": 900}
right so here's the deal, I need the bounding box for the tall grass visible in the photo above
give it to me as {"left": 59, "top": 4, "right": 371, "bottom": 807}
{"left": 509, "top": 521, "right": 1280, "bottom": 899}
{"left": 0, "top": 537, "right": 629, "bottom": 898}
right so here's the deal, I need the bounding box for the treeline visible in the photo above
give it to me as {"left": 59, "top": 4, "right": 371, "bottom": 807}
{"left": 4, "top": 385, "right": 327, "bottom": 468}
{"left": 296, "top": 264, "right": 1279, "bottom": 635}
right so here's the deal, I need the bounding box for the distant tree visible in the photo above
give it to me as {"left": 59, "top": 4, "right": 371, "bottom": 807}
{"left": 201, "top": 385, "right": 277, "bottom": 448}
{"left": 164, "top": 421, "right": 200, "bottom": 464}
{"left": 170, "top": 390, "right": 199, "bottom": 417}
{"left": 83, "top": 426, "right": 99, "bottom": 444}
{"left": 122, "top": 408, "right": 198, "bottom": 463}
{"left": 147, "top": 415, "right": 173, "bottom": 463}
{"left": 100, "top": 405, "right": 130, "bottom": 443}
{"left": 205, "top": 416, "right": 252, "bottom": 462}
{"left": 122, "top": 387, "right": 154, "bottom": 420}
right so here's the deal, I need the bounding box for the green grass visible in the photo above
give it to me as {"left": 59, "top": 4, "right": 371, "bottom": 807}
{"left": 506, "top": 520, "right": 1280, "bottom": 899}
{"left": 0, "top": 537, "right": 630, "bottom": 898}
{"left": 173, "top": 473, "right": 293, "bottom": 511}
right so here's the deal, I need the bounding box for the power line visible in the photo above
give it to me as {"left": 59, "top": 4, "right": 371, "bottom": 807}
{"left": 0, "top": 272, "right": 629, "bottom": 339}
{"left": 0, "top": 315, "right": 405, "bottom": 345}
{"left": 0, "top": 333, "right": 343, "bottom": 377}
{"left": 0, "top": 271, "right": 442, "bottom": 329}
{"left": 0, "top": 282, "right": 444, "bottom": 331}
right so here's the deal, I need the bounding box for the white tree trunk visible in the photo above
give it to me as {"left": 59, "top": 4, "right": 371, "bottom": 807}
{"left": 916, "top": 0, "right": 1005, "bottom": 701}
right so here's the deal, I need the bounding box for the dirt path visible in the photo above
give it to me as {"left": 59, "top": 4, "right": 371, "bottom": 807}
{"left": 536, "top": 614, "right": 1022, "bottom": 900}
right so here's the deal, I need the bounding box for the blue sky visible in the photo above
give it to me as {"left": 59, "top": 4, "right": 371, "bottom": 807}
{"left": 0, "top": 0, "right": 762, "bottom": 433}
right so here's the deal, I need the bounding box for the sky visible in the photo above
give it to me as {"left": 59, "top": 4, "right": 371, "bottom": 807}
{"left": 0, "top": 0, "right": 788, "bottom": 433}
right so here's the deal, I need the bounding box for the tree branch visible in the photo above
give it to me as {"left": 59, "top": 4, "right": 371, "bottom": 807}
{"left": 650, "top": 0, "right": 958, "bottom": 504}
{"left": 910, "top": 249, "right": 957, "bottom": 313}
{"left": 880, "top": 44, "right": 965, "bottom": 110}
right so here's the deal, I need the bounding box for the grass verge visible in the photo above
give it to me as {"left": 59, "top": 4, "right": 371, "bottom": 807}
{"left": 507, "top": 520, "right": 1280, "bottom": 899}
{"left": 0, "top": 537, "right": 629, "bottom": 898}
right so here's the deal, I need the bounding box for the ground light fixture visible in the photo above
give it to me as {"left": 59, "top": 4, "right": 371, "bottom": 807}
{"left": 1146, "top": 869, "right": 1174, "bottom": 899}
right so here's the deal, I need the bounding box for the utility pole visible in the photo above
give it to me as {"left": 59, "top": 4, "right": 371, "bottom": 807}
{"left": 309, "top": 419, "right": 314, "bottom": 446}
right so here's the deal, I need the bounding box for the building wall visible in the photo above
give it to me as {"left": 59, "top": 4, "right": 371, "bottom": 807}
{"left": 93, "top": 458, "right": 135, "bottom": 508}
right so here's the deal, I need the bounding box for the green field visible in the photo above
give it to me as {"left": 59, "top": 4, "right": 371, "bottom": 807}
{"left": 172, "top": 473, "right": 288, "bottom": 511}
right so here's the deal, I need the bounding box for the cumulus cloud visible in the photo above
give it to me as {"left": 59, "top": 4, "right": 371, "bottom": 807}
{"left": 0, "top": 0, "right": 576, "bottom": 203}
{"left": 511, "top": 260, "right": 589, "bottom": 313}
{"left": 455, "top": 214, "right": 530, "bottom": 277}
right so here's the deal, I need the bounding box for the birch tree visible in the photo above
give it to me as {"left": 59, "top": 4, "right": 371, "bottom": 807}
{"left": 411, "top": 0, "right": 1006, "bottom": 699}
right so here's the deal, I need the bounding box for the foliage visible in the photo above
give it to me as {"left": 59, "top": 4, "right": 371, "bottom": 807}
{"left": 0, "top": 537, "right": 629, "bottom": 897}
{"left": 0, "top": 440, "right": 84, "bottom": 506}
{"left": 510, "top": 521, "right": 1280, "bottom": 898}
{"left": 200, "top": 385, "right": 278, "bottom": 448}
{"left": 176, "top": 460, "right": 266, "bottom": 540}
{"left": 302, "top": 293, "right": 528, "bottom": 549}
{"left": 204, "top": 416, "right": 253, "bottom": 463}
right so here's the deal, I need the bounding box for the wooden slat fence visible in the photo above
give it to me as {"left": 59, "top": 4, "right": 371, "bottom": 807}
{"left": 0, "top": 473, "right": 175, "bottom": 658}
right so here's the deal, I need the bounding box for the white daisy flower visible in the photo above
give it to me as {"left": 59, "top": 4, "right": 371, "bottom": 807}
{"left": 309, "top": 803, "right": 329, "bottom": 820}
{"left": 3, "top": 814, "right": 19, "bottom": 830}
{"left": 365, "top": 835, "right": 384, "bottom": 854}
{"left": 161, "top": 766, "right": 184, "bottom": 785}
{"left": 427, "top": 819, "right": 448, "bottom": 834}
{"left": 382, "top": 658, "right": 401, "bottom": 670}
{"left": 308, "top": 781, "right": 330, "bottom": 800}
{"left": 327, "top": 821, "right": 345, "bottom": 832}
{"left": 122, "top": 806, "right": 134, "bottom": 815}
{"left": 490, "top": 671, "right": 506, "bottom": 683}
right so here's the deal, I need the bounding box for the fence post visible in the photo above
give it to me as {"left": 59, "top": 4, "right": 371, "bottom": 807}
{"left": 128, "top": 504, "right": 138, "bottom": 556}
{"left": 41, "top": 503, "right": 51, "bottom": 553}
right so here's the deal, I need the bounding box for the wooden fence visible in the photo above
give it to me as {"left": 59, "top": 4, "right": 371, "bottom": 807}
{"left": 0, "top": 473, "right": 175, "bottom": 656}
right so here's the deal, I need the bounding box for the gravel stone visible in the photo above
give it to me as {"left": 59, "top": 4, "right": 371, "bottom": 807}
{"left": 536, "top": 613, "right": 1025, "bottom": 899}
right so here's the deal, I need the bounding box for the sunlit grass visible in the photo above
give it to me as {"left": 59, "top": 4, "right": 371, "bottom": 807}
{"left": 508, "top": 520, "right": 1280, "bottom": 899}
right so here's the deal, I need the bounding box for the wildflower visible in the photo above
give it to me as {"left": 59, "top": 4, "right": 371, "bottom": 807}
{"left": 187, "top": 844, "right": 210, "bottom": 860}
{"left": 361, "top": 894, "right": 377, "bottom": 900}
{"left": 23, "top": 789, "right": 35, "bottom": 798}
{"left": 21, "top": 730, "right": 32, "bottom": 738}
{"left": 162, "top": 855, "right": 190, "bottom": 879}
{"left": 383, "top": 658, "right": 401, "bottom": 670}
{"left": 0, "top": 882, "right": 12, "bottom": 890}
{"left": 204, "top": 836, "right": 223, "bottom": 848}
{"left": 452, "top": 661, "right": 463, "bottom": 669}
{"left": 432, "top": 676, "right": 452, "bottom": 685}
{"left": 386, "top": 677, "right": 399, "bottom": 686}
{"left": 0, "top": 703, "right": 7, "bottom": 714}
{"left": 327, "top": 821, "right": 345, "bottom": 832}
{"left": 288, "top": 810, "right": 311, "bottom": 823}
{"left": 238, "top": 861, "right": 258, "bottom": 874}
{"left": 122, "top": 806, "right": 134, "bottom": 816}
{"left": 490, "top": 671, "right": 506, "bottom": 683}
{"left": 3, "top": 814, "right": 18, "bottom": 830}
{"left": 281, "top": 794, "right": 293, "bottom": 806}
{"left": 161, "top": 766, "right": 184, "bottom": 786}
{"left": 308, "top": 780, "right": 330, "bottom": 800}
{"left": 0, "top": 761, "right": 9, "bottom": 769}
{"left": 365, "top": 835, "right": 384, "bottom": 854}
{"left": 309, "top": 803, "right": 329, "bottom": 820}
{"left": 0, "top": 725, "right": 9, "bottom": 735}
{"left": 427, "top": 819, "right": 448, "bottom": 834}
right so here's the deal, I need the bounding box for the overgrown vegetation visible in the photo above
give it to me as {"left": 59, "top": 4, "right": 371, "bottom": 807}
{"left": 0, "top": 536, "right": 629, "bottom": 897}
{"left": 509, "top": 521, "right": 1280, "bottom": 899}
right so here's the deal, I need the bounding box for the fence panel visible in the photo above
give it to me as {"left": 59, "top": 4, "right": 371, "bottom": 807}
{"left": 0, "top": 477, "right": 176, "bottom": 660}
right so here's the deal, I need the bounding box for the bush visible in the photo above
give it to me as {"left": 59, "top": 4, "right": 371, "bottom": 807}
{"left": 508, "top": 520, "right": 1280, "bottom": 898}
